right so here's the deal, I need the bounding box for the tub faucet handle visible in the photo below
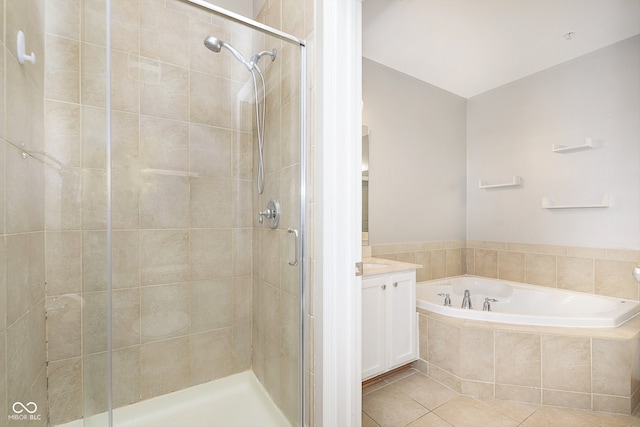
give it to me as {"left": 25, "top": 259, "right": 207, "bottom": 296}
{"left": 461, "top": 289, "right": 472, "bottom": 309}
{"left": 483, "top": 298, "right": 498, "bottom": 312}
{"left": 437, "top": 293, "right": 451, "bottom": 307}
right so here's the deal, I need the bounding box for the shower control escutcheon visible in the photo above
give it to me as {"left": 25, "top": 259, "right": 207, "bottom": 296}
{"left": 258, "top": 199, "right": 280, "bottom": 229}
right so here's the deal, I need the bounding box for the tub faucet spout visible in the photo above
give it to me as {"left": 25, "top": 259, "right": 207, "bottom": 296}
{"left": 461, "top": 289, "right": 472, "bottom": 309}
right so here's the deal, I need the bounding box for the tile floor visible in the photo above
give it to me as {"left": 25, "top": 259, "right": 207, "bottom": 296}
{"left": 362, "top": 369, "right": 640, "bottom": 427}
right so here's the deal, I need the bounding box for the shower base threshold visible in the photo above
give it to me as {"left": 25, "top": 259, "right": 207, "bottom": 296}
{"left": 57, "top": 370, "right": 291, "bottom": 427}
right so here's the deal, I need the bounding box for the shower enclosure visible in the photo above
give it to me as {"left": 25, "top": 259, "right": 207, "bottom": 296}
{"left": 1, "top": 0, "right": 306, "bottom": 426}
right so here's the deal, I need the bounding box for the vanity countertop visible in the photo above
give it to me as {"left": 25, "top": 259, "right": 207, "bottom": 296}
{"left": 362, "top": 257, "right": 422, "bottom": 277}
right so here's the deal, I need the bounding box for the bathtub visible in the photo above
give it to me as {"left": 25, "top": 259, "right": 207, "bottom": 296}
{"left": 416, "top": 276, "right": 640, "bottom": 328}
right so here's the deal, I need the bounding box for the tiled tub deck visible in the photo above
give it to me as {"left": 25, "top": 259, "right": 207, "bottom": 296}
{"left": 416, "top": 307, "right": 640, "bottom": 415}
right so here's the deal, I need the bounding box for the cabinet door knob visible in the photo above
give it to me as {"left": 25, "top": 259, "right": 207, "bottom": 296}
{"left": 381, "top": 284, "right": 386, "bottom": 290}
{"left": 393, "top": 282, "right": 398, "bottom": 287}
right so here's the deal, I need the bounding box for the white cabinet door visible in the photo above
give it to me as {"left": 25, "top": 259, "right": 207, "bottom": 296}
{"left": 362, "top": 275, "right": 387, "bottom": 380}
{"left": 386, "top": 271, "right": 417, "bottom": 370}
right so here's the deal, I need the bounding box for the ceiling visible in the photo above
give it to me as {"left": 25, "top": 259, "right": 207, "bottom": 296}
{"left": 362, "top": 0, "right": 640, "bottom": 98}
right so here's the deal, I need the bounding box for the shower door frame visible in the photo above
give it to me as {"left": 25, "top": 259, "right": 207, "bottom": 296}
{"left": 102, "top": 1, "right": 308, "bottom": 426}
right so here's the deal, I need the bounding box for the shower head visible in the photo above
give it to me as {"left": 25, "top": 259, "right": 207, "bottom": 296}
{"left": 203, "top": 36, "right": 252, "bottom": 71}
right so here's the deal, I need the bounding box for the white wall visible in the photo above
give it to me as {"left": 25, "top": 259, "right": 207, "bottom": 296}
{"left": 362, "top": 58, "right": 467, "bottom": 244}
{"left": 467, "top": 35, "right": 640, "bottom": 249}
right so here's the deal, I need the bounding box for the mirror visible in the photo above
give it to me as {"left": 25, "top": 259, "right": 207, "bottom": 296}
{"left": 362, "top": 125, "right": 369, "bottom": 244}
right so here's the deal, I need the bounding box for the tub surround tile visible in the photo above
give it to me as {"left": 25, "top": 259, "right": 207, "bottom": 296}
{"left": 475, "top": 249, "right": 498, "bottom": 278}
{"left": 541, "top": 335, "right": 591, "bottom": 393}
{"left": 497, "top": 251, "right": 525, "bottom": 282}
{"left": 557, "top": 256, "right": 594, "bottom": 294}
{"left": 595, "top": 259, "right": 638, "bottom": 300}
{"left": 524, "top": 253, "right": 556, "bottom": 287}
{"left": 542, "top": 389, "right": 591, "bottom": 411}
{"left": 592, "top": 338, "right": 632, "bottom": 396}
{"left": 494, "top": 384, "right": 542, "bottom": 405}
{"left": 495, "top": 332, "right": 541, "bottom": 388}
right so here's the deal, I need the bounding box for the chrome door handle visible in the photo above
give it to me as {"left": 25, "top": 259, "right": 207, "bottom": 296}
{"left": 287, "top": 227, "right": 299, "bottom": 266}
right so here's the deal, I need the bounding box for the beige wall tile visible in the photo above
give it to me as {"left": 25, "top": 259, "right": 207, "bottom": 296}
{"left": 445, "top": 249, "right": 462, "bottom": 276}
{"left": 140, "top": 283, "right": 190, "bottom": 343}
{"left": 190, "top": 71, "right": 233, "bottom": 128}
{"left": 233, "top": 276, "right": 252, "bottom": 325}
{"left": 475, "top": 249, "right": 497, "bottom": 278}
{"left": 81, "top": 168, "right": 107, "bottom": 229}
{"left": 46, "top": 295, "right": 81, "bottom": 361}
{"left": 112, "top": 289, "right": 141, "bottom": 349}
{"left": 190, "top": 229, "right": 233, "bottom": 280}
{"left": 542, "top": 389, "right": 591, "bottom": 410}
{"left": 190, "top": 328, "right": 236, "bottom": 385}
{"left": 595, "top": 259, "right": 638, "bottom": 300}
{"left": 463, "top": 248, "right": 475, "bottom": 275}
{"left": 139, "top": 173, "right": 189, "bottom": 228}
{"left": 81, "top": 231, "right": 107, "bottom": 293}
{"left": 427, "top": 318, "right": 460, "bottom": 376}
{"left": 140, "top": 229, "right": 189, "bottom": 285}
{"left": 190, "top": 177, "right": 233, "bottom": 228}
{"left": 415, "top": 251, "right": 432, "bottom": 282}
{"left": 495, "top": 331, "right": 540, "bottom": 387}
{"left": 80, "top": 42, "right": 106, "bottom": 108}
{"left": 593, "top": 338, "right": 631, "bottom": 396}
{"left": 190, "top": 279, "right": 233, "bottom": 333}
{"left": 432, "top": 250, "right": 447, "bottom": 279}
{"left": 534, "top": 244, "right": 566, "bottom": 256}
{"left": 557, "top": 256, "right": 594, "bottom": 294}
{"left": 189, "top": 124, "right": 233, "bottom": 178}
{"left": 47, "top": 357, "right": 82, "bottom": 425}
{"left": 460, "top": 380, "right": 494, "bottom": 399}
{"left": 6, "top": 300, "right": 46, "bottom": 407}
{"left": 593, "top": 394, "right": 632, "bottom": 415}
{"left": 45, "top": 231, "right": 81, "bottom": 296}
{"left": 140, "top": 4, "right": 189, "bottom": 68}
{"left": 44, "top": 166, "right": 82, "bottom": 231}
{"left": 46, "top": 0, "right": 80, "bottom": 39}
{"left": 524, "top": 253, "right": 556, "bottom": 287}
{"left": 541, "top": 335, "right": 590, "bottom": 393}
{"left": 494, "top": 384, "right": 541, "bottom": 404}
{"left": 6, "top": 233, "right": 45, "bottom": 325}
{"left": 460, "top": 327, "right": 493, "bottom": 381}
{"left": 140, "top": 115, "right": 189, "bottom": 172}
{"left": 5, "top": 146, "right": 45, "bottom": 233}
{"left": 112, "top": 346, "right": 141, "bottom": 408}
{"left": 112, "top": 0, "right": 140, "bottom": 53}
{"left": 140, "top": 337, "right": 191, "bottom": 399}
{"left": 140, "top": 62, "right": 188, "bottom": 121}
{"left": 0, "top": 330, "right": 6, "bottom": 423}
{"left": 498, "top": 251, "right": 524, "bottom": 282}
{"left": 45, "top": 35, "right": 79, "bottom": 103}
{"left": 0, "top": 238, "right": 5, "bottom": 331}
{"left": 418, "top": 313, "right": 428, "bottom": 359}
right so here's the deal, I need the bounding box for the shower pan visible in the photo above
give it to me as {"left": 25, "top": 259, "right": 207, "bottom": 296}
{"left": 0, "top": 1, "right": 306, "bottom": 426}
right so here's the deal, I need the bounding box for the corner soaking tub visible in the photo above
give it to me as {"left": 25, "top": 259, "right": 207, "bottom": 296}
{"left": 416, "top": 276, "right": 640, "bottom": 328}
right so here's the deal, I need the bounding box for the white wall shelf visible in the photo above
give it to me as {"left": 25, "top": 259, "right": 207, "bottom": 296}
{"left": 542, "top": 194, "right": 610, "bottom": 209}
{"left": 552, "top": 138, "right": 593, "bottom": 153}
{"left": 478, "top": 176, "right": 522, "bottom": 189}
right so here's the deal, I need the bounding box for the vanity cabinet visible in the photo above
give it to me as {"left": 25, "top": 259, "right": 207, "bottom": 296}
{"left": 362, "top": 270, "right": 417, "bottom": 381}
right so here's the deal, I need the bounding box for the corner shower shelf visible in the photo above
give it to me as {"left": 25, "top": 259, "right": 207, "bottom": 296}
{"left": 552, "top": 138, "right": 593, "bottom": 153}
{"left": 542, "top": 194, "right": 610, "bottom": 209}
{"left": 478, "top": 176, "right": 522, "bottom": 189}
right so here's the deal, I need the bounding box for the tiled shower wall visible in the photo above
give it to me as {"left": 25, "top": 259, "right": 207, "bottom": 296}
{"left": 371, "top": 240, "right": 640, "bottom": 301}
{"left": 44, "top": 1, "right": 261, "bottom": 424}
{"left": 1, "top": 0, "right": 48, "bottom": 426}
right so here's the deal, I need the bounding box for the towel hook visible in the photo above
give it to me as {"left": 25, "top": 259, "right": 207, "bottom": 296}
{"left": 17, "top": 31, "right": 36, "bottom": 65}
